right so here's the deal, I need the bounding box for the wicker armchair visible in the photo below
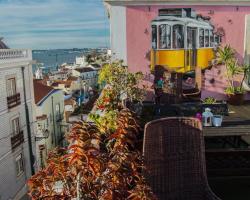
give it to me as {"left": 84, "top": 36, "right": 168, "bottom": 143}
{"left": 143, "top": 117, "right": 221, "bottom": 200}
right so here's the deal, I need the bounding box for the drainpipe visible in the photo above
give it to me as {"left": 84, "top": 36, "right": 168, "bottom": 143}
{"left": 51, "top": 96, "right": 56, "bottom": 146}
{"left": 58, "top": 103, "right": 62, "bottom": 146}
{"left": 21, "top": 66, "right": 35, "bottom": 175}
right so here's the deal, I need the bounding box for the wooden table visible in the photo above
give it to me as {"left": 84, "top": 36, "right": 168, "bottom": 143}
{"left": 202, "top": 104, "right": 250, "bottom": 176}
{"left": 142, "top": 102, "right": 250, "bottom": 175}
{"left": 203, "top": 103, "right": 250, "bottom": 148}
{"left": 203, "top": 104, "right": 250, "bottom": 137}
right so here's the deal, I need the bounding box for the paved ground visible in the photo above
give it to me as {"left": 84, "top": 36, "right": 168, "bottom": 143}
{"left": 209, "top": 177, "right": 250, "bottom": 200}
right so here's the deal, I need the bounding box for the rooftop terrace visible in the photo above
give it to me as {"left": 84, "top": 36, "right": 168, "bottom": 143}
{"left": 0, "top": 49, "right": 32, "bottom": 65}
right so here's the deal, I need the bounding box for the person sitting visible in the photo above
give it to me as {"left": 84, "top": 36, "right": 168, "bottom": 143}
{"left": 156, "top": 78, "right": 164, "bottom": 89}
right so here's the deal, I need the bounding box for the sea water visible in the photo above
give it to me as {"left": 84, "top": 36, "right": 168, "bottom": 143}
{"left": 32, "top": 49, "right": 89, "bottom": 73}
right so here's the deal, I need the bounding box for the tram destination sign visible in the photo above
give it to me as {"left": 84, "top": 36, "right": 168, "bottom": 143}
{"left": 159, "top": 8, "right": 195, "bottom": 18}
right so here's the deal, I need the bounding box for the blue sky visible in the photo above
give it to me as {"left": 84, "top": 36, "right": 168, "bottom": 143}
{"left": 0, "top": 0, "right": 110, "bottom": 49}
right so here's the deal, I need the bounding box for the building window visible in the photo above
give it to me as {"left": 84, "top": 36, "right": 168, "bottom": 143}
{"left": 6, "top": 77, "right": 17, "bottom": 97}
{"left": 55, "top": 104, "right": 61, "bottom": 120}
{"left": 199, "top": 29, "right": 204, "bottom": 47}
{"left": 215, "top": 35, "right": 221, "bottom": 46}
{"left": 55, "top": 104, "right": 60, "bottom": 113}
{"left": 39, "top": 145, "right": 46, "bottom": 169}
{"left": 46, "top": 117, "right": 49, "bottom": 128}
{"left": 159, "top": 24, "right": 171, "bottom": 49}
{"left": 37, "top": 122, "right": 42, "bottom": 130}
{"left": 15, "top": 154, "right": 24, "bottom": 176}
{"left": 152, "top": 25, "right": 157, "bottom": 49}
{"left": 172, "top": 24, "right": 184, "bottom": 49}
{"left": 12, "top": 117, "right": 20, "bottom": 135}
{"left": 209, "top": 30, "right": 214, "bottom": 47}
{"left": 205, "top": 29, "right": 209, "bottom": 47}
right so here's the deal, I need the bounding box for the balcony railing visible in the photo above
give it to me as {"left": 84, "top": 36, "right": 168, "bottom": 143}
{"left": 11, "top": 131, "right": 24, "bottom": 150}
{"left": 0, "top": 49, "right": 32, "bottom": 64}
{"left": 7, "top": 93, "right": 21, "bottom": 109}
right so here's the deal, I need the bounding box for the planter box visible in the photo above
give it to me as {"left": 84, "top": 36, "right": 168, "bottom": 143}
{"left": 202, "top": 103, "right": 229, "bottom": 116}
{"left": 227, "top": 93, "right": 245, "bottom": 105}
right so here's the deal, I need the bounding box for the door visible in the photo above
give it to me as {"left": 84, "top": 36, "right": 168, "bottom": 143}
{"left": 186, "top": 27, "right": 197, "bottom": 70}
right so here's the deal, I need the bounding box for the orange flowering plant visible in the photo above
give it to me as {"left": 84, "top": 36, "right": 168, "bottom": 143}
{"left": 28, "top": 61, "right": 155, "bottom": 199}
{"left": 28, "top": 103, "right": 156, "bottom": 199}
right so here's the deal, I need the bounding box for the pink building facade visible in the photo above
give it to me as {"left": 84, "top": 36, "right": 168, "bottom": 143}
{"left": 105, "top": 0, "right": 250, "bottom": 100}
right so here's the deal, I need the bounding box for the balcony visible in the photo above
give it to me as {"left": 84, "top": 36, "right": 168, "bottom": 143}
{"left": 7, "top": 93, "right": 21, "bottom": 109}
{"left": 11, "top": 131, "right": 24, "bottom": 150}
{"left": 0, "top": 49, "right": 32, "bottom": 65}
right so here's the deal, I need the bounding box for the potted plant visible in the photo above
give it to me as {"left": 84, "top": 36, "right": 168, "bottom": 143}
{"left": 217, "top": 45, "right": 250, "bottom": 105}
{"left": 202, "top": 97, "right": 217, "bottom": 104}
{"left": 225, "top": 86, "right": 245, "bottom": 105}
{"left": 201, "top": 97, "right": 228, "bottom": 116}
{"left": 201, "top": 97, "right": 224, "bottom": 126}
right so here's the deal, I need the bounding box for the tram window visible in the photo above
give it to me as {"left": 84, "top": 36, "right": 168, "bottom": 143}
{"left": 209, "top": 30, "right": 214, "bottom": 47}
{"left": 205, "top": 30, "right": 209, "bottom": 47}
{"left": 199, "top": 29, "right": 204, "bottom": 47}
{"left": 219, "top": 36, "right": 222, "bottom": 43}
{"left": 215, "top": 35, "right": 221, "bottom": 46}
{"left": 152, "top": 25, "right": 157, "bottom": 49}
{"left": 159, "top": 24, "right": 171, "bottom": 49}
{"left": 173, "top": 25, "right": 184, "bottom": 49}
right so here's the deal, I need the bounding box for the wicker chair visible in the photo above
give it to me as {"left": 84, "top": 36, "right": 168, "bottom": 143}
{"left": 143, "top": 117, "right": 221, "bottom": 200}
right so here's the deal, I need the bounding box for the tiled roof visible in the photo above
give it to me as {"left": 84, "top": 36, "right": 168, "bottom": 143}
{"left": 54, "top": 71, "right": 68, "bottom": 75}
{"left": 67, "top": 76, "right": 78, "bottom": 81}
{"left": 33, "top": 80, "right": 54, "bottom": 105}
{"left": 51, "top": 80, "right": 72, "bottom": 88}
{"left": 75, "top": 67, "right": 95, "bottom": 73}
{"left": 51, "top": 82, "right": 59, "bottom": 87}
{"left": 34, "top": 77, "right": 49, "bottom": 86}
{"left": 90, "top": 63, "right": 101, "bottom": 69}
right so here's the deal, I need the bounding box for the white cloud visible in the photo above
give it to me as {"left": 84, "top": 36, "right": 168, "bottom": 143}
{"left": 0, "top": 0, "right": 110, "bottom": 49}
{"left": 6, "top": 35, "right": 109, "bottom": 49}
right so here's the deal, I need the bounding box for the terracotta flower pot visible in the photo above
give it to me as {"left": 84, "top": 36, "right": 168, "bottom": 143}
{"left": 227, "top": 93, "right": 245, "bottom": 105}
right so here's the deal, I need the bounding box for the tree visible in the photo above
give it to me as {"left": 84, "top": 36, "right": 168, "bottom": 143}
{"left": 98, "top": 61, "right": 146, "bottom": 104}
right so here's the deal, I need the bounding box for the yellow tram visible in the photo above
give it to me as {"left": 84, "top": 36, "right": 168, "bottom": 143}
{"left": 151, "top": 9, "right": 219, "bottom": 74}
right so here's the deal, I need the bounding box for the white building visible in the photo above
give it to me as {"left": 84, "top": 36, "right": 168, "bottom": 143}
{"left": 72, "top": 67, "right": 98, "bottom": 89}
{"left": 33, "top": 80, "right": 65, "bottom": 170}
{"left": 75, "top": 55, "right": 87, "bottom": 66}
{"left": 50, "top": 76, "right": 82, "bottom": 95}
{"left": 49, "top": 70, "right": 70, "bottom": 81}
{"left": 35, "top": 67, "right": 43, "bottom": 80}
{"left": 64, "top": 98, "right": 77, "bottom": 123}
{"left": 0, "top": 47, "right": 36, "bottom": 199}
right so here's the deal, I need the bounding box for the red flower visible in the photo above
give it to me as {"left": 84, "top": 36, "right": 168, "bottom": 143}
{"left": 97, "top": 104, "right": 105, "bottom": 110}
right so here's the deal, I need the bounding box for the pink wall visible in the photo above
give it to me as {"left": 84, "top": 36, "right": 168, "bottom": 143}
{"left": 126, "top": 5, "right": 250, "bottom": 100}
